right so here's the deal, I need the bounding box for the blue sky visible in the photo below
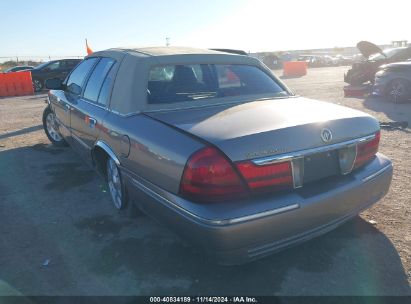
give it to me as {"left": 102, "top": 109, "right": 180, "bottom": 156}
{"left": 0, "top": 0, "right": 410, "bottom": 58}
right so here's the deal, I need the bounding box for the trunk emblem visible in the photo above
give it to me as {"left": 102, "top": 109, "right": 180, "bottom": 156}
{"left": 321, "top": 129, "right": 333, "bottom": 142}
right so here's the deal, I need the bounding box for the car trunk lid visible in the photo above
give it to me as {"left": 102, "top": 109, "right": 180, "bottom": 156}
{"left": 145, "top": 97, "right": 379, "bottom": 162}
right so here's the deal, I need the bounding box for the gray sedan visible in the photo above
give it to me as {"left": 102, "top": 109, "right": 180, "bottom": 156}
{"left": 42, "top": 47, "right": 393, "bottom": 264}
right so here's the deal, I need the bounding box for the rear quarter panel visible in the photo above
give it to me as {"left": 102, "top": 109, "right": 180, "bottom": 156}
{"left": 98, "top": 112, "right": 204, "bottom": 194}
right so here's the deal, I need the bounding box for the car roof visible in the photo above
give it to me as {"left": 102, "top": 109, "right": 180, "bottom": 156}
{"left": 382, "top": 61, "right": 411, "bottom": 68}
{"left": 92, "top": 46, "right": 243, "bottom": 58}
{"left": 87, "top": 46, "right": 267, "bottom": 114}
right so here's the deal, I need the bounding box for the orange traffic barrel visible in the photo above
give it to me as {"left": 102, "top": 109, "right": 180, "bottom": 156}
{"left": 0, "top": 71, "right": 34, "bottom": 97}
{"left": 283, "top": 61, "right": 307, "bottom": 77}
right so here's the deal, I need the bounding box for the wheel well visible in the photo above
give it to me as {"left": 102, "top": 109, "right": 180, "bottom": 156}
{"left": 93, "top": 146, "right": 110, "bottom": 178}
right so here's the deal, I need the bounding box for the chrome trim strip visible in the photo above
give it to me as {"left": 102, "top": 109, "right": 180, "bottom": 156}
{"left": 228, "top": 204, "right": 300, "bottom": 224}
{"left": 253, "top": 134, "right": 376, "bottom": 166}
{"left": 362, "top": 164, "right": 392, "bottom": 183}
{"left": 94, "top": 140, "right": 121, "bottom": 165}
{"left": 129, "top": 176, "right": 299, "bottom": 226}
{"left": 72, "top": 133, "right": 91, "bottom": 150}
{"left": 81, "top": 98, "right": 108, "bottom": 110}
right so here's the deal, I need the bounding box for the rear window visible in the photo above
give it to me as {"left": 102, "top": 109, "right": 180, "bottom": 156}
{"left": 147, "top": 64, "right": 287, "bottom": 104}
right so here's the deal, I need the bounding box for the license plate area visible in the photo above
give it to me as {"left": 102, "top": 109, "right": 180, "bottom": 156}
{"left": 303, "top": 150, "right": 340, "bottom": 184}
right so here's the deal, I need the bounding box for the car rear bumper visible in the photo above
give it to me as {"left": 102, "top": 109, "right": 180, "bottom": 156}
{"left": 124, "top": 153, "right": 393, "bottom": 265}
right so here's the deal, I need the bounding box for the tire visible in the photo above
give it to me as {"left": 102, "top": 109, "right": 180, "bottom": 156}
{"left": 42, "top": 106, "right": 68, "bottom": 147}
{"left": 33, "top": 78, "right": 43, "bottom": 92}
{"left": 106, "top": 158, "right": 128, "bottom": 210}
{"left": 387, "top": 79, "right": 411, "bottom": 103}
{"left": 97, "top": 152, "right": 140, "bottom": 217}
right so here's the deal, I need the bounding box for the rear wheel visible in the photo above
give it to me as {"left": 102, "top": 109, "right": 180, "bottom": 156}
{"left": 42, "top": 106, "right": 67, "bottom": 147}
{"left": 107, "top": 158, "right": 127, "bottom": 210}
{"left": 33, "top": 78, "right": 43, "bottom": 92}
{"left": 387, "top": 79, "right": 411, "bottom": 103}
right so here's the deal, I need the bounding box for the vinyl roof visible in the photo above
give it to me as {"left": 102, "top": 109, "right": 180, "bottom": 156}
{"left": 119, "top": 46, "right": 227, "bottom": 57}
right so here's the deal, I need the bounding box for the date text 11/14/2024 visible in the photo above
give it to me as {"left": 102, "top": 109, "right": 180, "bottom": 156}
{"left": 149, "top": 297, "right": 258, "bottom": 303}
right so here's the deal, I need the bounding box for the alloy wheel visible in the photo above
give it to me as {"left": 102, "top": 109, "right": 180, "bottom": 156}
{"left": 45, "top": 112, "right": 63, "bottom": 142}
{"left": 107, "top": 158, "right": 123, "bottom": 209}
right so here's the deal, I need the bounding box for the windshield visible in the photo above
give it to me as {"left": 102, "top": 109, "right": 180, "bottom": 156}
{"left": 147, "top": 64, "right": 288, "bottom": 104}
{"left": 369, "top": 48, "right": 405, "bottom": 61}
{"left": 34, "top": 61, "right": 52, "bottom": 70}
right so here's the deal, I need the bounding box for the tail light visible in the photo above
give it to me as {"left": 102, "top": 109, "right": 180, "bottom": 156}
{"left": 236, "top": 160, "right": 293, "bottom": 192}
{"left": 179, "top": 147, "right": 247, "bottom": 202}
{"left": 353, "top": 131, "right": 380, "bottom": 169}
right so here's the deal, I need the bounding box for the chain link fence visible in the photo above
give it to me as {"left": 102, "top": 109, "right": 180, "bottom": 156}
{"left": 0, "top": 55, "right": 84, "bottom": 71}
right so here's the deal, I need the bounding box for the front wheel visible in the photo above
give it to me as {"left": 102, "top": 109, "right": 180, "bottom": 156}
{"left": 42, "top": 106, "right": 67, "bottom": 147}
{"left": 33, "top": 78, "right": 43, "bottom": 92}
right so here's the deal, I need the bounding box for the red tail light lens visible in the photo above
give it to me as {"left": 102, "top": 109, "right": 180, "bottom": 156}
{"left": 354, "top": 131, "right": 380, "bottom": 169}
{"left": 236, "top": 160, "right": 293, "bottom": 192}
{"left": 179, "top": 147, "right": 247, "bottom": 202}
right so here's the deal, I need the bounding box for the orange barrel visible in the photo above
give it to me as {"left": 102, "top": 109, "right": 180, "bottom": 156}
{"left": 0, "top": 70, "right": 34, "bottom": 97}
{"left": 282, "top": 61, "right": 307, "bottom": 77}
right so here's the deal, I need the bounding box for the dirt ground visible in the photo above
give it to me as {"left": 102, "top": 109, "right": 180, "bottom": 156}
{"left": 0, "top": 66, "right": 409, "bottom": 296}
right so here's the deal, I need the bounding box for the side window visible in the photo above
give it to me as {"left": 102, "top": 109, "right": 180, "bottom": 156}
{"left": 83, "top": 58, "right": 115, "bottom": 104}
{"left": 66, "top": 58, "right": 98, "bottom": 95}
{"left": 46, "top": 61, "right": 60, "bottom": 71}
{"left": 66, "top": 60, "right": 79, "bottom": 69}
{"left": 98, "top": 62, "right": 117, "bottom": 106}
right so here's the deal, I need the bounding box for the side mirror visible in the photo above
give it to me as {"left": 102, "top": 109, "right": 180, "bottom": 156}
{"left": 67, "top": 83, "right": 82, "bottom": 95}
{"left": 45, "top": 78, "right": 64, "bottom": 90}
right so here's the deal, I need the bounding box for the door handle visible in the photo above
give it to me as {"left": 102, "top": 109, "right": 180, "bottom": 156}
{"left": 88, "top": 117, "right": 97, "bottom": 125}
{"left": 64, "top": 104, "right": 71, "bottom": 111}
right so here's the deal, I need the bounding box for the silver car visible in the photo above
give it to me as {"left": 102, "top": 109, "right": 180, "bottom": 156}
{"left": 42, "top": 47, "right": 393, "bottom": 264}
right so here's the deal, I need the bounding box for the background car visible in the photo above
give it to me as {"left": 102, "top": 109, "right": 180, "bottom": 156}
{"left": 31, "top": 59, "right": 81, "bottom": 92}
{"left": 373, "top": 61, "right": 411, "bottom": 103}
{"left": 3, "top": 66, "right": 34, "bottom": 73}
{"left": 345, "top": 41, "right": 411, "bottom": 85}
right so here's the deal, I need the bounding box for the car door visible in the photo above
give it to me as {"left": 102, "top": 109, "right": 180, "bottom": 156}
{"left": 57, "top": 60, "right": 71, "bottom": 80}
{"left": 54, "top": 58, "right": 99, "bottom": 146}
{"left": 43, "top": 61, "right": 62, "bottom": 80}
{"left": 70, "top": 57, "right": 117, "bottom": 163}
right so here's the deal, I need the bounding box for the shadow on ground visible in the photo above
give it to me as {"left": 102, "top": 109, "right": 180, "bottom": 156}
{"left": 83, "top": 216, "right": 411, "bottom": 295}
{"left": 0, "top": 143, "right": 410, "bottom": 296}
{"left": 363, "top": 96, "right": 411, "bottom": 127}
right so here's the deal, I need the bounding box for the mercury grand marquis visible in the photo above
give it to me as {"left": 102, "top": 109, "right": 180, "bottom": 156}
{"left": 42, "top": 47, "right": 393, "bottom": 264}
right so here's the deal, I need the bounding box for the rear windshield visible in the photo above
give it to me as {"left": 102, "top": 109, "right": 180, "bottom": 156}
{"left": 147, "top": 64, "right": 287, "bottom": 104}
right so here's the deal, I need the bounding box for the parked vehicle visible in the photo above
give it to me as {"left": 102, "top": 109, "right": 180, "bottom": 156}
{"left": 373, "top": 61, "right": 411, "bottom": 103}
{"left": 335, "top": 55, "right": 354, "bottom": 66}
{"left": 297, "top": 55, "right": 334, "bottom": 67}
{"left": 345, "top": 41, "right": 411, "bottom": 85}
{"left": 32, "top": 59, "right": 81, "bottom": 92}
{"left": 3, "top": 66, "right": 34, "bottom": 73}
{"left": 42, "top": 47, "right": 393, "bottom": 264}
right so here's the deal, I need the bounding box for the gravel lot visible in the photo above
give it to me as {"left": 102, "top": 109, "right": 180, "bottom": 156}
{"left": 0, "top": 66, "right": 409, "bottom": 296}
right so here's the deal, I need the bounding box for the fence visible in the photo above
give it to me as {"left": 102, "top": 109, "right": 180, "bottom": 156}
{"left": 0, "top": 55, "right": 84, "bottom": 65}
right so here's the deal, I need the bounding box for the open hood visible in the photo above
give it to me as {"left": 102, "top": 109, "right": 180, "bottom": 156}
{"left": 356, "top": 41, "right": 384, "bottom": 59}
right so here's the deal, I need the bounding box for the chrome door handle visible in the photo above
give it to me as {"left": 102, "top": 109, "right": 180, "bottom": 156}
{"left": 89, "top": 117, "right": 97, "bottom": 125}
{"left": 64, "top": 104, "right": 71, "bottom": 110}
